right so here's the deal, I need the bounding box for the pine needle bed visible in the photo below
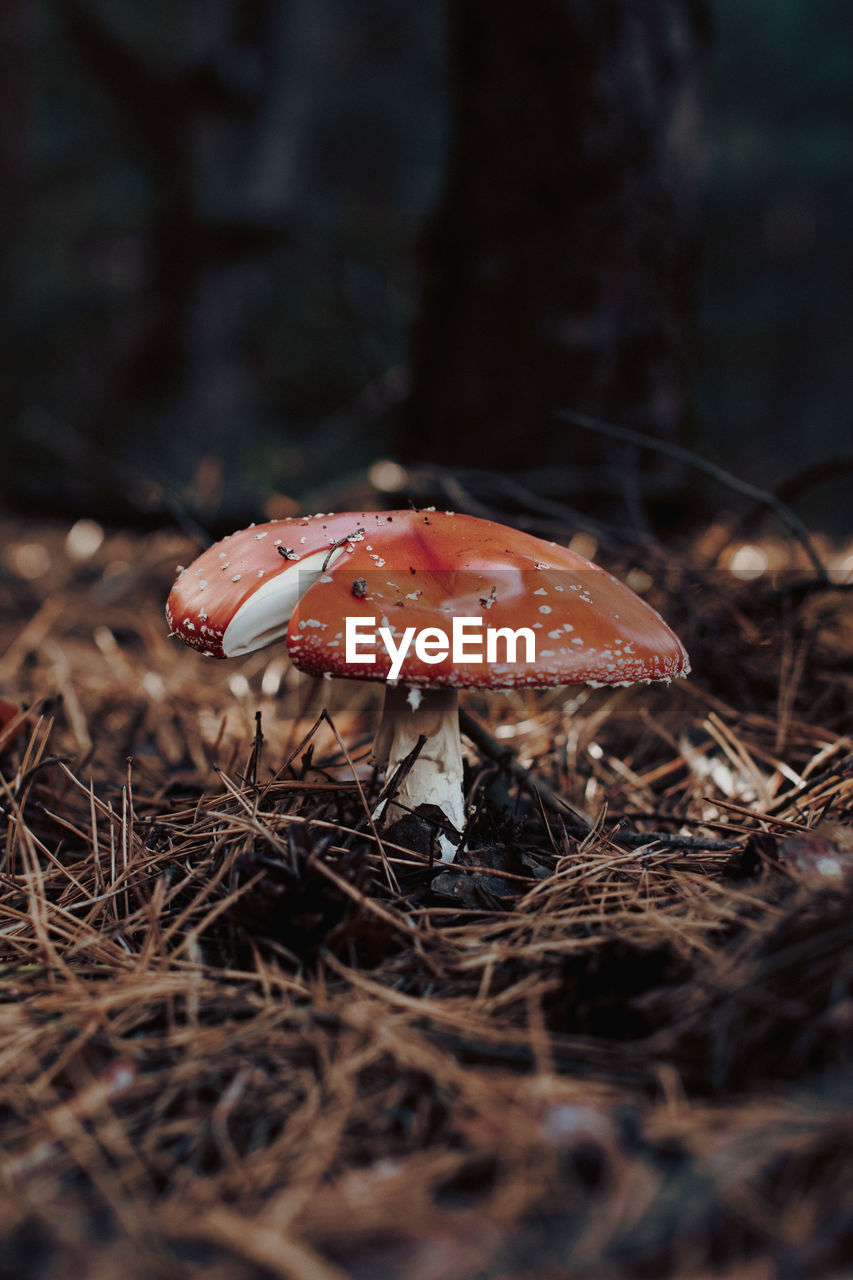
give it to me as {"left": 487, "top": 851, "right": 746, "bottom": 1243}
{"left": 1, "top": 513, "right": 851, "bottom": 1279}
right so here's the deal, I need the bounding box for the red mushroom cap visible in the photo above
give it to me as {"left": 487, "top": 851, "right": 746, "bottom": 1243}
{"left": 165, "top": 513, "right": 371, "bottom": 658}
{"left": 166, "top": 510, "right": 689, "bottom": 689}
{"left": 0, "top": 697, "right": 30, "bottom": 753}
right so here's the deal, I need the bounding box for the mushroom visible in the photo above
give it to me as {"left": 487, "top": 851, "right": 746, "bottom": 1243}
{"left": 166, "top": 510, "right": 689, "bottom": 860}
{"left": 0, "top": 697, "right": 29, "bottom": 754}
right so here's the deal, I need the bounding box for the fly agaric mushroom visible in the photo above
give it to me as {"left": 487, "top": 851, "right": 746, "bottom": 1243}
{"left": 0, "top": 697, "right": 30, "bottom": 754}
{"left": 166, "top": 510, "right": 689, "bottom": 860}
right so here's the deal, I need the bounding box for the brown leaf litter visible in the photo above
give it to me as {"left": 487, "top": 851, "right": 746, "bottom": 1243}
{"left": 0, "top": 513, "right": 851, "bottom": 1279}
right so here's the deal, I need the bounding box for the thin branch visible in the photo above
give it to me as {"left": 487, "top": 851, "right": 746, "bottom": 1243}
{"left": 459, "top": 710, "right": 740, "bottom": 853}
{"left": 555, "top": 408, "right": 830, "bottom": 583}
{"left": 458, "top": 707, "right": 590, "bottom": 837}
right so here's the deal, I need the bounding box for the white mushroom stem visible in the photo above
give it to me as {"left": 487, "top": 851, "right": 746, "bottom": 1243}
{"left": 372, "top": 683, "right": 465, "bottom": 862}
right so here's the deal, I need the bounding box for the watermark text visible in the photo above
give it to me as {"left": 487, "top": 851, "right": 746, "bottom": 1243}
{"left": 345, "top": 615, "right": 535, "bottom": 680}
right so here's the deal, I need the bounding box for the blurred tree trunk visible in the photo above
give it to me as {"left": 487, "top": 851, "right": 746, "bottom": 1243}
{"left": 0, "top": 1, "right": 30, "bottom": 297}
{"left": 404, "top": 0, "right": 710, "bottom": 484}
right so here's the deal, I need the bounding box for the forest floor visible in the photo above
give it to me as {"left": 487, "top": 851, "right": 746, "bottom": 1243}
{"left": 0, "top": 508, "right": 851, "bottom": 1280}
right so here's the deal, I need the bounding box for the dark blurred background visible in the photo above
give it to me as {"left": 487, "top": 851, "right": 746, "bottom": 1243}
{"left": 2, "top": 0, "right": 852, "bottom": 534}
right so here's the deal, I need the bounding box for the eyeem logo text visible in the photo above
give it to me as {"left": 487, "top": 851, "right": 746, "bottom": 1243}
{"left": 345, "top": 615, "right": 536, "bottom": 680}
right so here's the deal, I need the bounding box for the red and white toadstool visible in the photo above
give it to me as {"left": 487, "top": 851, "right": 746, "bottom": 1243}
{"left": 166, "top": 510, "right": 689, "bottom": 860}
